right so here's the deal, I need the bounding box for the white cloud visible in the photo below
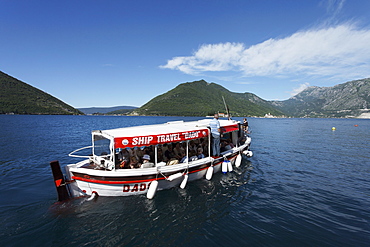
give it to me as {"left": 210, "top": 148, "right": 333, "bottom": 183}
{"left": 323, "top": 0, "right": 345, "bottom": 16}
{"left": 160, "top": 23, "right": 370, "bottom": 81}
{"left": 235, "top": 81, "right": 258, "bottom": 85}
{"left": 160, "top": 42, "right": 245, "bottom": 75}
{"left": 290, "top": 83, "right": 310, "bottom": 96}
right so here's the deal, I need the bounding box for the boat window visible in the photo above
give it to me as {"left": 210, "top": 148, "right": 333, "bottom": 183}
{"left": 94, "top": 136, "right": 111, "bottom": 157}
{"left": 114, "top": 136, "right": 210, "bottom": 169}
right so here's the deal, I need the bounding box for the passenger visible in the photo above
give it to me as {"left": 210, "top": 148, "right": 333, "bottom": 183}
{"left": 179, "top": 150, "right": 188, "bottom": 163}
{"left": 238, "top": 135, "right": 246, "bottom": 146}
{"left": 119, "top": 159, "right": 130, "bottom": 169}
{"left": 174, "top": 142, "right": 184, "bottom": 158}
{"left": 134, "top": 147, "right": 144, "bottom": 160}
{"left": 161, "top": 144, "right": 168, "bottom": 154}
{"left": 117, "top": 149, "right": 130, "bottom": 163}
{"left": 129, "top": 156, "right": 140, "bottom": 169}
{"left": 140, "top": 154, "right": 155, "bottom": 168}
{"left": 220, "top": 140, "right": 227, "bottom": 152}
{"left": 164, "top": 144, "right": 176, "bottom": 161}
{"left": 227, "top": 138, "right": 235, "bottom": 148}
{"left": 210, "top": 113, "right": 221, "bottom": 156}
{"left": 197, "top": 147, "right": 205, "bottom": 159}
{"left": 223, "top": 139, "right": 233, "bottom": 151}
{"left": 198, "top": 138, "right": 208, "bottom": 157}
{"left": 157, "top": 147, "right": 165, "bottom": 163}
{"left": 166, "top": 158, "right": 179, "bottom": 166}
{"left": 126, "top": 147, "right": 134, "bottom": 158}
{"left": 189, "top": 150, "right": 198, "bottom": 161}
{"left": 189, "top": 140, "right": 197, "bottom": 153}
{"left": 147, "top": 146, "right": 155, "bottom": 160}
{"left": 117, "top": 149, "right": 130, "bottom": 168}
{"left": 242, "top": 118, "right": 249, "bottom": 132}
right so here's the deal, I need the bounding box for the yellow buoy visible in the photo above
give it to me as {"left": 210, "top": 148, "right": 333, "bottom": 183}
{"left": 332, "top": 127, "right": 336, "bottom": 131}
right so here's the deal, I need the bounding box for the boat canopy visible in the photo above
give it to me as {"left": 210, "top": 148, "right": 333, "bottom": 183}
{"left": 92, "top": 119, "right": 240, "bottom": 149}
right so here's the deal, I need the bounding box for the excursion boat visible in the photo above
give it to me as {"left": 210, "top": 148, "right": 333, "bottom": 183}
{"left": 50, "top": 118, "right": 252, "bottom": 200}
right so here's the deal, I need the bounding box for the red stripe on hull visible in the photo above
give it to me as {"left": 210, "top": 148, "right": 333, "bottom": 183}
{"left": 72, "top": 155, "right": 234, "bottom": 185}
{"left": 72, "top": 176, "right": 164, "bottom": 184}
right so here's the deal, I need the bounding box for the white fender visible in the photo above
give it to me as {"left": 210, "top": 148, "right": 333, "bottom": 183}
{"left": 86, "top": 191, "right": 97, "bottom": 201}
{"left": 235, "top": 154, "right": 242, "bottom": 167}
{"left": 147, "top": 180, "right": 158, "bottom": 199}
{"left": 206, "top": 166, "right": 214, "bottom": 180}
{"left": 222, "top": 161, "right": 228, "bottom": 173}
{"left": 180, "top": 174, "right": 188, "bottom": 189}
{"left": 227, "top": 160, "right": 233, "bottom": 172}
{"left": 167, "top": 172, "right": 183, "bottom": 181}
{"left": 243, "top": 150, "right": 253, "bottom": 157}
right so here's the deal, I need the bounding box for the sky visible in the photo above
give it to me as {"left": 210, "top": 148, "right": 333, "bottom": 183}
{"left": 1, "top": 0, "right": 370, "bottom": 108}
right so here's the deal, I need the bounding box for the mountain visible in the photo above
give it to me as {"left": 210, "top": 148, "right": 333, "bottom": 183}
{"left": 132, "top": 80, "right": 285, "bottom": 117}
{"left": 3, "top": 69, "right": 368, "bottom": 118}
{"left": 78, "top": 106, "right": 137, "bottom": 115}
{"left": 0, "top": 71, "right": 83, "bottom": 115}
{"left": 272, "top": 78, "right": 370, "bottom": 118}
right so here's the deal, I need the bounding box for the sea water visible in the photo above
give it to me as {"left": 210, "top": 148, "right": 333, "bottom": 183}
{"left": 0, "top": 115, "right": 369, "bottom": 246}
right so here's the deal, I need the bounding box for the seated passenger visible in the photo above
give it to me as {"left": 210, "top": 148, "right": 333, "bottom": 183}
{"left": 221, "top": 140, "right": 232, "bottom": 152}
{"left": 129, "top": 156, "right": 140, "bottom": 169}
{"left": 189, "top": 140, "right": 197, "bottom": 153}
{"left": 174, "top": 142, "right": 184, "bottom": 159}
{"left": 164, "top": 144, "right": 176, "bottom": 161}
{"left": 197, "top": 147, "right": 205, "bottom": 159}
{"left": 224, "top": 139, "right": 233, "bottom": 150}
{"left": 140, "top": 154, "right": 154, "bottom": 168}
{"left": 238, "top": 135, "right": 246, "bottom": 146}
{"left": 119, "top": 159, "right": 130, "bottom": 169}
{"left": 166, "top": 158, "right": 179, "bottom": 166}
{"left": 189, "top": 150, "right": 198, "bottom": 161}
{"left": 157, "top": 148, "right": 165, "bottom": 163}
{"left": 120, "top": 149, "right": 130, "bottom": 161}
{"left": 179, "top": 150, "right": 188, "bottom": 163}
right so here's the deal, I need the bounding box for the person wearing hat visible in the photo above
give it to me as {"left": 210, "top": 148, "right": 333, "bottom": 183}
{"left": 141, "top": 154, "right": 154, "bottom": 168}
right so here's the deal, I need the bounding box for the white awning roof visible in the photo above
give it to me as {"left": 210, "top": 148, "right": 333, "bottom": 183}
{"left": 95, "top": 119, "right": 239, "bottom": 138}
{"left": 92, "top": 119, "right": 240, "bottom": 148}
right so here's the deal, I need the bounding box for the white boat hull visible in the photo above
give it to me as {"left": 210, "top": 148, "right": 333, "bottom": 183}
{"left": 65, "top": 144, "right": 247, "bottom": 197}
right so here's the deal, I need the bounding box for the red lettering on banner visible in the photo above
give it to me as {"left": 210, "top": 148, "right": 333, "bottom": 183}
{"left": 183, "top": 131, "right": 200, "bottom": 139}
{"left": 115, "top": 129, "right": 209, "bottom": 149}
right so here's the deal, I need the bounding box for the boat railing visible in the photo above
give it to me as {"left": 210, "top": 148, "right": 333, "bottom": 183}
{"left": 68, "top": 146, "right": 93, "bottom": 158}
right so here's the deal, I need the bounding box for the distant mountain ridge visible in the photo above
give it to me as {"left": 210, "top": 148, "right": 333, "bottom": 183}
{"left": 78, "top": 106, "right": 137, "bottom": 115}
{"left": 132, "top": 78, "right": 370, "bottom": 118}
{"left": 273, "top": 78, "right": 370, "bottom": 118}
{"left": 0, "top": 71, "right": 82, "bottom": 115}
{"left": 2, "top": 70, "right": 368, "bottom": 118}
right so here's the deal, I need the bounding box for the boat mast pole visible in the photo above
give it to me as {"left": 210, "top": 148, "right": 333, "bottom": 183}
{"left": 222, "top": 96, "right": 231, "bottom": 120}
{"left": 154, "top": 145, "right": 157, "bottom": 166}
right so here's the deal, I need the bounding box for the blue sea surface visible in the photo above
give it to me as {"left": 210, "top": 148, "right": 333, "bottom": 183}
{"left": 0, "top": 115, "right": 369, "bottom": 246}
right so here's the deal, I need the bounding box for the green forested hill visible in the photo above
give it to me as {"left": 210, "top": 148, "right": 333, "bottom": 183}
{"left": 0, "top": 71, "right": 83, "bottom": 115}
{"left": 133, "top": 80, "right": 284, "bottom": 117}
